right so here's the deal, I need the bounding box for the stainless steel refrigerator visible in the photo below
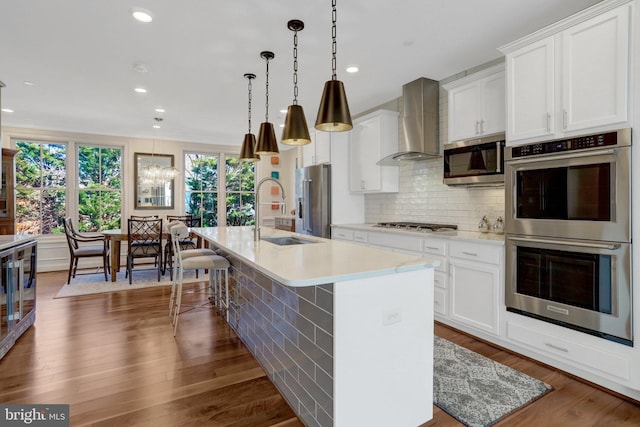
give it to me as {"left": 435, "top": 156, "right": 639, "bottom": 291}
{"left": 295, "top": 164, "right": 331, "bottom": 238}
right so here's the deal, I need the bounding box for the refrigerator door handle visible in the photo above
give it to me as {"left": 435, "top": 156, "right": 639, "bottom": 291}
{"left": 303, "top": 179, "right": 312, "bottom": 233}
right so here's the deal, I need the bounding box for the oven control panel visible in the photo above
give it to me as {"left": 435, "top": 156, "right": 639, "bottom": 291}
{"left": 511, "top": 130, "right": 619, "bottom": 158}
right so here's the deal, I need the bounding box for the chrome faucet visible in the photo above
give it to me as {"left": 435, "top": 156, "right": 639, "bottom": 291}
{"left": 254, "top": 177, "right": 286, "bottom": 241}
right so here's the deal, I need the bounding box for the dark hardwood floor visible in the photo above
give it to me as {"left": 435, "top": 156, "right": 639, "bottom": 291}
{"left": 1, "top": 271, "right": 638, "bottom": 426}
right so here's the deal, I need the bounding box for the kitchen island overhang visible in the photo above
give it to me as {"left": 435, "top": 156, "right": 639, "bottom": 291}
{"left": 192, "top": 226, "right": 438, "bottom": 427}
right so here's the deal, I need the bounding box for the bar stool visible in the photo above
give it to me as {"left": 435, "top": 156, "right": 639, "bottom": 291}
{"left": 169, "top": 223, "right": 230, "bottom": 336}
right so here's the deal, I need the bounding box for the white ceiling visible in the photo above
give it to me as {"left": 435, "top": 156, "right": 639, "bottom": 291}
{"left": 0, "top": 0, "right": 601, "bottom": 148}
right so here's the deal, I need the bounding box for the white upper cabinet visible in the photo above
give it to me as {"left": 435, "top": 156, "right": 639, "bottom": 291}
{"left": 349, "top": 109, "right": 399, "bottom": 193}
{"left": 501, "top": 0, "right": 632, "bottom": 145}
{"left": 302, "top": 130, "right": 332, "bottom": 167}
{"left": 443, "top": 64, "right": 505, "bottom": 142}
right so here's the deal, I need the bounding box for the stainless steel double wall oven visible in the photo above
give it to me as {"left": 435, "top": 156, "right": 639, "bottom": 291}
{"left": 504, "top": 129, "right": 632, "bottom": 345}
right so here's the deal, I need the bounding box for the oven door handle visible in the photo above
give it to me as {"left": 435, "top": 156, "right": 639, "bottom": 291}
{"left": 507, "top": 236, "right": 620, "bottom": 250}
{"left": 507, "top": 148, "right": 616, "bottom": 164}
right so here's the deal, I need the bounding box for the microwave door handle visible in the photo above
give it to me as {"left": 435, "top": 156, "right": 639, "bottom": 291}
{"left": 507, "top": 149, "right": 616, "bottom": 164}
{"left": 508, "top": 236, "right": 620, "bottom": 250}
{"left": 496, "top": 141, "right": 503, "bottom": 173}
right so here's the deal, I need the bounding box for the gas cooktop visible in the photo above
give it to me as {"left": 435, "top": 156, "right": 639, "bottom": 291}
{"left": 374, "top": 222, "right": 458, "bottom": 232}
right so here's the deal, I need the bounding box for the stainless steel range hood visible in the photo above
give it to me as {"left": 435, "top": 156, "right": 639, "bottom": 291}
{"left": 377, "top": 77, "right": 440, "bottom": 165}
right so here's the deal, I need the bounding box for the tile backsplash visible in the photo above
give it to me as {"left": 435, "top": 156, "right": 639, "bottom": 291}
{"left": 364, "top": 160, "right": 505, "bottom": 232}
{"left": 362, "top": 60, "right": 506, "bottom": 232}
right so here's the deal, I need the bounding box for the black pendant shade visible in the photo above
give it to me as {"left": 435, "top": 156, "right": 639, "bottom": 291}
{"left": 256, "top": 122, "right": 279, "bottom": 155}
{"left": 240, "top": 133, "right": 259, "bottom": 162}
{"left": 315, "top": 80, "right": 352, "bottom": 131}
{"left": 282, "top": 104, "right": 311, "bottom": 145}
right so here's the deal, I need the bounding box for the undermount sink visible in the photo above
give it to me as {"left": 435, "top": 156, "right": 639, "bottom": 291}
{"left": 261, "top": 236, "right": 317, "bottom": 246}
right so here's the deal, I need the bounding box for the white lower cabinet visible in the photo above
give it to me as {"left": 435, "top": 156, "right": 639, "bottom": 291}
{"left": 449, "top": 258, "right": 501, "bottom": 336}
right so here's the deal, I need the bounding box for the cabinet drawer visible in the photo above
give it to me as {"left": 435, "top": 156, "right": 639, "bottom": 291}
{"left": 449, "top": 241, "right": 502, "bottom": 265}
{"left": 433, "top": 270, "right": 447, "bottom": 289}
{"left": 367, "top": 232, "right": 422, "bottom": 252}
{"left": 423, "top": 238, "right": 447, "bottom": 256}
{"left": 332, "top": 228, "right": 354, "bottom": 241}
{"left": 353, "top": 231, "right": 368, "bottom": 243}
{"left": 507, "top": 320, "right": 630, "bottom": 381}
{"left": 434, "top": 287, "right": 447, "bottom": 316}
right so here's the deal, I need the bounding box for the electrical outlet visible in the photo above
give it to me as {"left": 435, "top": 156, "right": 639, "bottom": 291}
{"left": 382, "top": 308, "right": 402, "bottom": 325}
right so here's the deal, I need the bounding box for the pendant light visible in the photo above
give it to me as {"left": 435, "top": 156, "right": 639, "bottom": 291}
{"left": 281, "top": 19, "right": 311, "bottom": 145}
{"left": 315, "top": 0, "right": 352, "bottom": 132}
{"left": 240, "top": 73, "right": 260, "bottom": 162}
{"left": 255, "top": 51, "right": 279, "bottom": 155}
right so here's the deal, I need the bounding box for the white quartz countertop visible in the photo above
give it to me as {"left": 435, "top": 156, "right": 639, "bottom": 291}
{"left": 192, "top": 226, "right": 440, "bottom": 287}
{"left": 0, "top": 234, "right": 37, "bottom": 251}
{"left": 332, "top": 223, "right": 506, "bottom": 245}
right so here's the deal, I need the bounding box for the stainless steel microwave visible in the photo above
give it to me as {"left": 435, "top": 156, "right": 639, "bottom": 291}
{"left": 443, "top": 133, "right": 505, "bottom": 186}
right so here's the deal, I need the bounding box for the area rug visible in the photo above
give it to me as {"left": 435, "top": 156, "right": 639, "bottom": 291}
{"left": 434, "top": 336, "right": 553, "bottom": 427}
{"left": 54, "top": 268, "right": 201, "bottom": 299}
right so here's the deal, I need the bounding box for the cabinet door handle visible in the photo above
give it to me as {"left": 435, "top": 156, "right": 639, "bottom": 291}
{"left": 425, "top": 246, "right": 439, "bottom": 251}
{"left": 360, "top": 180, "right": 365, "bottom": 190}
{"left": 563, "top": 110, "right": 567, "bottom": 130}
{"left": 462, "top": 251, "right": 478, "bottom": 257}
{"left": 545, "top": 342, "right": 569, "bottom": 353}
{"left": 475, "top": 120, "right": 480, "bottom": 135}
{"left": 546, "top": 113, "right": 551, "bottom": 133}
{"left": 479, "top": 119, "right": 484, "bottom": 134}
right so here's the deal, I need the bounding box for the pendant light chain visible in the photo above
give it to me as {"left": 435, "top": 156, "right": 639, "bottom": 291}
{"left": 293, "top": 28, "right": 299, "bottom": 105}
{"left": 264, "top": 55, "right": 270, "bottom": 122}
{"left": 331, "top": 0, "right": 337, "bottom": 81}
{"left": 247, "top": 76, "right": 253, "bottom": 133}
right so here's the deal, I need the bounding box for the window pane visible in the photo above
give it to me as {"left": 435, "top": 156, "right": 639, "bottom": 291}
{"left": 202, "top": 193, "right": 218, "bottom": 226}
{"left": 41, "top": 189, "right": 66, "bottom": 234}
{"left": 101, "top": 147, "right": 122, "bottom": 189}
{"left": 16, "top": 189, "right": 40, "bottom": 235}
{"left": 15, "top": 141, "right": 42, "bottom": 187}
{"left": 78, "top": 146, "right": 100, "bottom": 189}
{"left": 185, "top": 153, "right": 217, "bottom": 191}
{"left": 41, "top": 144, "right": 66, "bottom": 187}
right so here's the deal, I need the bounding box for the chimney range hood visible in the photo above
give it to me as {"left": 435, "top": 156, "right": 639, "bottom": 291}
{"left": 377, "top": 77, "right": 440, "bottom": 165}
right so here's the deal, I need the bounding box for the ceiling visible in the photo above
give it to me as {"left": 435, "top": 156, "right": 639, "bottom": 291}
{"left": 0, "top": 0, "right": 601, "bottom": 149}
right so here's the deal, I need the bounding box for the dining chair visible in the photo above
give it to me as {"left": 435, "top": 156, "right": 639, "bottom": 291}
{"left": 126, "top": 217, "right": 163, "bottom": 284}
{"left": 169, "top": 223, "right": 230, "bottom": 336}
{"left": 62, "top": 217, "right": 110, "bottom": 284}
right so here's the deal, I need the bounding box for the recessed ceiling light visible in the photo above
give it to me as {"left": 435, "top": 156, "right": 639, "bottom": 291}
{"left": 280, "top": 109, "right": 287, "bottom": 114}
{"left": 23, "top": 81, "right": 35, "bottom": 86}
{"left": 1, "top": 108, "right": 14, "bottom": 113}
{"left": 346, "top": 65, "right": 359, "bottom": 73}
{"left": 133, "top": 63, "right": 148, "bottom": 73}
{"left": 134, "top": 87, "right": 147, "bottom": 93}
{"left": 131, "top": 8, "right": 153, "bottom": 23}
{"left": 153, "top": 124, "right": 161, "bottom": 129}
{"left": 155, "top": 108, "right": 165, "bottom": 113}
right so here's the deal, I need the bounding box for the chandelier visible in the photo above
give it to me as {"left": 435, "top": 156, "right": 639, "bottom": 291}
{"left": 140, "top": 117, "right": 180, "bottom": 185}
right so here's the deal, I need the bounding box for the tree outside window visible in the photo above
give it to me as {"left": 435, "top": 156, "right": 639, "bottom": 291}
{"left": 225, "top": 156, "right": 255, "bottom": 226}
{"left": 78, "top": 145, "right": 122, "bottom": 232}
{"left": 185, "top": 153, "right": 219, "bottom": 226}
{"left": 15, "top": 141, "right": 66, "bottom": 235}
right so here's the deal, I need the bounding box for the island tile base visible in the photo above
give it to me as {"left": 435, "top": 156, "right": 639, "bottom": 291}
{"left": 219, "top": 247, "right": 434, "bottom": 427}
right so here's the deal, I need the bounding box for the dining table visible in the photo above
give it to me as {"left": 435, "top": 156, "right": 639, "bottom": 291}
{"left": 100, "top": 228, "right": 200, "bottom": 282}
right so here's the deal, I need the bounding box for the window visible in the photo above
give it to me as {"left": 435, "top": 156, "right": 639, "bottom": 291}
{"left": 184, "top": 153, "right": 219, "bottom": 226}
{"left": 15, "top": 140, "right": 67, "bottom": 235}
{"left": 225, "top": 155, "right": 255, "bottom": 226}
{"left": 184, "top": 152, "right": 256, "bottom": 226}
{"left": 78, "top": 145, "right": 122, "bottom": 232}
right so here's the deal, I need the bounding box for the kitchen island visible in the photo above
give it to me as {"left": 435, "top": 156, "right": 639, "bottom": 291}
{"left": 192, "top": 226, "right": 439, "bottom": 427}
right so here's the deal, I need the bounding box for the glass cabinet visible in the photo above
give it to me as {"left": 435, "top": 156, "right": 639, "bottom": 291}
{"left": 0, "top": 239, "right": 37, "bottom": 360}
